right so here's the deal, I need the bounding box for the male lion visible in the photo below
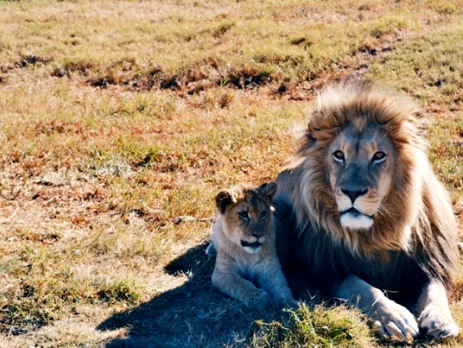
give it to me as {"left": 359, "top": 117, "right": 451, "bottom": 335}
{"left": 209, "top": 182, "right": 295, "bottom": 308}
{"left": 276, "top": 80, "right": 460, "bottom": 342}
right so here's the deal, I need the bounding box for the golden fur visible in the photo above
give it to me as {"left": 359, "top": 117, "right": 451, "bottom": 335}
{"left": 209, "top": 183, "right": 294, "bottom": 308}
{"left": 276, "top": 80, "right": 459, "bottom": 341}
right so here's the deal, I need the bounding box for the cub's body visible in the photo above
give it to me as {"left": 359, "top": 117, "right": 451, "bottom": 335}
{"left": 210, "top": 183, "right": 294, "bottom": 308}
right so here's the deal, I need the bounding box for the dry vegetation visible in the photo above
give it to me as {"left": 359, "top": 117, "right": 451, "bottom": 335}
{"left": 0, "top": 0, "right": 462, "bottom": 347}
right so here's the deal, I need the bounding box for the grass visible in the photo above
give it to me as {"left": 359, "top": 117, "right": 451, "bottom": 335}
{"left": 0, "top": 0, "right": 462, "bottom": 347}
{"left": 251, "top": 304, "right": 374, "bottom": 348}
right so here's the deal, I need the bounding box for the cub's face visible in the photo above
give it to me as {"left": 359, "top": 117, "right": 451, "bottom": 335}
{"left": 216, "top": 183, "right": 276, "bottom": 254}
{"left": 327, "top": 122, "right": 394, "bottom": 230}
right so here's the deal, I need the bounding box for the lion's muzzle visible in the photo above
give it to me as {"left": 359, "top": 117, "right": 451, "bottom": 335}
{"left": 340, "top": 207, "right": 374, "bottom": 230}
{"left": 341, "top": 188, "right": 369, "bottom": 203}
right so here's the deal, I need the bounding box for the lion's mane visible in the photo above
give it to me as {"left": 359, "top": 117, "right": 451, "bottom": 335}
{"left": 277, "top": 80, "right": 458, "bottom": 298}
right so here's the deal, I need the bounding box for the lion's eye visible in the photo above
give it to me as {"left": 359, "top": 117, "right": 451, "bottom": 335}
{"left": 333, "top": 150, "right": 345, "bottom": 162}
{"left": 238, "top": 211, "right": 249, "bottom": 221}
{"left": 372, "top": 151, "right": 386, "bottom": 163}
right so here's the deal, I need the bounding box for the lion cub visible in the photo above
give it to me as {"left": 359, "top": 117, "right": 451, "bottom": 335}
{"left": 209, "top": 182, "right": 294, "bottom": 308}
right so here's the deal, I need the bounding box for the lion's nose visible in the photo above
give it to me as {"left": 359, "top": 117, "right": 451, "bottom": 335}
{"left": 252, "top": 231, "right": 264, "bottom": 239}
{"left": 341, "top": 188, "right": 368, "bottom": 203}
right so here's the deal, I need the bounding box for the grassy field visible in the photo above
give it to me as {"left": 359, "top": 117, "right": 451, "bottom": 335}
{"left": 0, "top": 0, "right": 462, "bottom": 347}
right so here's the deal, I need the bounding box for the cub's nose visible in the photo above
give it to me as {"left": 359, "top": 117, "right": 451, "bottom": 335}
{"left": 341, "top": 188, "right": 368, "bottom": 203}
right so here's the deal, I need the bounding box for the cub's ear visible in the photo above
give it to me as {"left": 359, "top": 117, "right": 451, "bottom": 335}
{"left": 215, "top": 191, "right": 234, "bottom": 213}
{"left": 258, "top": 182, "right": 277, "bottom": 202}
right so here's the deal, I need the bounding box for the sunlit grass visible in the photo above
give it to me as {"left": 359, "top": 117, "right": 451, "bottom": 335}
{"left": 251, "top": 304, "right": 374, "bottom": 348}
{"left": 0, "top": 0, "right": 462, "bottom": 346}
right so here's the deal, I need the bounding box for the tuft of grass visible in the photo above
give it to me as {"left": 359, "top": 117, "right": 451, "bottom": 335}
{"left": 368, "top": 15, "right": 416, "bottom": 39}
{"left": 251, "top": 304, "right": 373, "bottom": 348}
{"left": 97, "top": 278, "right": 144, "bottom": 305}
{"left": 2, "top": 299, "right": 52, "bottom": 336}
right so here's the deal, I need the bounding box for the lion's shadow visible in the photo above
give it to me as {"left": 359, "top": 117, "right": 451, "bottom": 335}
{"left": 95, "top": 241, "right": 439, "bottom": 348}
{"left": 97, "top": 242, "right": 287, "bottom": 348}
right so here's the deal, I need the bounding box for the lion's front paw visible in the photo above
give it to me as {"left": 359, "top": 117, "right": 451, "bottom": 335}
{"left": 419, "top": 304, "right": 461, "bottom": 340}
{"left": 370, "top": 298, "right": 419, "bottom": 343}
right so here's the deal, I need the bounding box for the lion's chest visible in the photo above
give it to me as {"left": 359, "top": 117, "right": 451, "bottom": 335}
{"left": 342, "top": 250, "right": 427, "bottom": 300}
{"left": 303, "top": 231, "right": 427, "bottom": 302}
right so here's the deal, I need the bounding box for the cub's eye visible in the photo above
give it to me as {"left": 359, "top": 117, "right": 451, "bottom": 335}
{"left": 238, "top": 211, "right": 249, "bottom": 221}
{"left": 333, "top": 150, "right": 345, "bottom": 162}
{"left": 372, "top": 151, "right": 386, "bottom": 163}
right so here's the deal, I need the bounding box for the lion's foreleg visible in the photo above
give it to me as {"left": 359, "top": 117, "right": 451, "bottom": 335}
{"left": 336, "top": 275, "right": 419, "bottom": 342}
{"left": 415, "top": 279, "right": 460, "bottom": 339}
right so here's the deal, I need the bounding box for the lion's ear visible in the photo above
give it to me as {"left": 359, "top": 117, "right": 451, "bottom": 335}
{"left": 215, "top": 191, "right": 235, "bottom": 213}
{"left": 258, "top": 182, "right": 277, "bottom": 202}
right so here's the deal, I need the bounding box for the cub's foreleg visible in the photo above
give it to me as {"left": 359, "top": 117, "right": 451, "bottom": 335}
{"left": 257, "top": 260, "right": 295, "bottom": 306}
{"left": 212, "top": 260, "right": 269, "bottom": 308}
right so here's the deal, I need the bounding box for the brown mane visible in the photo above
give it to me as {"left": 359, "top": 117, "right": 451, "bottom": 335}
{"left": 277, "top": 80, "right": 458, "bottom": 292}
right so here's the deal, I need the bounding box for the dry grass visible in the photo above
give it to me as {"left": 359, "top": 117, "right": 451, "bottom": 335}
{"left": 0, "top": 0, "right": 462, "bottom": 347}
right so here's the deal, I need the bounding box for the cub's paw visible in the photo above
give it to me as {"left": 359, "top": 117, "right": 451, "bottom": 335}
{"left": 419, "top": 304, "right": 460, "bottom": 340}
{"left": 245, "top": 289, "right": 271, "bottom": 309}
{"left": 370, "top": 297, "right": 419, "bottom": 343}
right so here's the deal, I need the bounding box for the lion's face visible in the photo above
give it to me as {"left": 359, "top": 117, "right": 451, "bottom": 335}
{"left": 281, "top": 80, "right": 455, "bottom": 254}
{"left": 216, "top": 183, "right": 276, "bottom": 254}
{"left": 327, "top": 121, "right": 395, "bottom": 230}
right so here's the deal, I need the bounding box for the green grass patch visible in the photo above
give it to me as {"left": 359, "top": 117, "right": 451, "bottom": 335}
{"left": 251, "top": 304, "right": 373, "bottom": 348}
{"left": 97, "top": 278, "right": 144, "bottom": 305}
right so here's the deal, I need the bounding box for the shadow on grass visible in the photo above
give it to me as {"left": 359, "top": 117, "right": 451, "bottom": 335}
{"left": 97, "top": 241, "right": 286, "bottom": 348}
{"left": 95, "top": 240, "right": 458, "bottom": 348}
